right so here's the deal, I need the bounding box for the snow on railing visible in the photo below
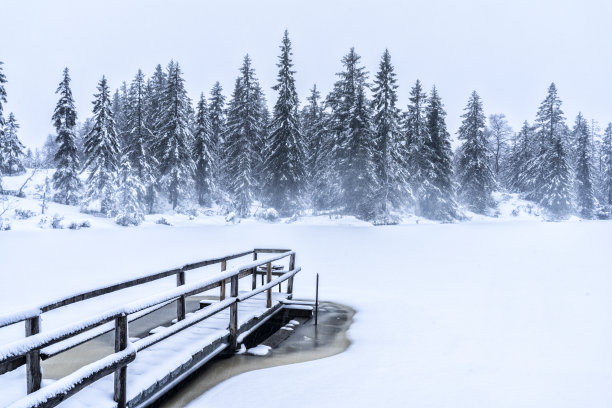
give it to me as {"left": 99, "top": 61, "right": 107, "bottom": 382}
{"left": 1, "top": 248, "right": 298, "bottom": 408}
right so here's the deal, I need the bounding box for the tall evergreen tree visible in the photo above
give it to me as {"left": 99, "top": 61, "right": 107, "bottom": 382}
{"left": 455, "top": 91, "right": 496, "bottom": 213}
{"left": 208, "top": 81, "right": 226, "bottom": 183}
{"left": 508, "top": 121, "right": 536, "bottom": 193}
{"left": 404, "top": 80, "right": 431, "bottom": 200}
{"left": 114, "top": 152, "right": 145, "bottom": 226}
{"left": 154, "top": 61, "right": 194, "bottom": 209}
{"left": 525, "top": 83, "right": 573, "bottom": 215}
{"left": 112, "top": 83, "right": 129, "bottom": 148}
{"left": 573, "top": 113, "right": 596, "bottom": 217}
{"left": 602, "top": 123, "right": 612, "bottom": 206}
{"left": 423, "top": 86, "right": 459, "bottom": 220}
{"left": 301, "top": 85, "right": 324, "bottom": 179}
{"left": 126, "top": 69, "right": 157, "bottom": 212}
{"left": 370, "top": 49, "right": 411, "bottom": 219}
{"left": 2, "top": 113, "right": 25, "bottom": 175}
{"left": 0, "top": 61, "right": 7, "bottom": 190}
{"left": 52, "top": 68, "right": 82, "bottom": 204}
{"left": 193, "top": 93, "right": 214, "bottom": 206}
{"left": 84, "top": 76, "right": 120, "bottom": 214}
{"left": 262, "top": 30, "right": 305, "bottom": 215}
{"left": 223, "top": 55, "right": 266, "bottom": 216}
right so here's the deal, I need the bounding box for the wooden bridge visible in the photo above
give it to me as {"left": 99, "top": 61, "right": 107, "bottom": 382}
{"left": 0, "top": 248, "right": 310, "bottom": 408}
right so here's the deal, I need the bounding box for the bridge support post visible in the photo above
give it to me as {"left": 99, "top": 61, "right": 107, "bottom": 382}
{"left": 25, "top": 316, "right": 41, "bottom": 394}
{"left": 114, "top": 314, "right": 128, "bottom": 408}
{"left": 252, "top": 251, "right": 258, "bottom": 290}
{"left": 177, "top": 269, "right": 186, "bottom": 321}
{"left": 229, "top": 274, "right": 239, "bottom": 350}
{"left": 266, "top": 262, "right": 272, "bottom": 308}
{"left": 220, "top": 260, "right": 227, "bottom": 300}
{"left": 287, "top": 253, "right": 295, "bottom": 299}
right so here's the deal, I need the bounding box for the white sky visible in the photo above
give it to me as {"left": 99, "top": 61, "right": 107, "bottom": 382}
{"left": 1, "top": 0, "right": 611, "bottom": 149}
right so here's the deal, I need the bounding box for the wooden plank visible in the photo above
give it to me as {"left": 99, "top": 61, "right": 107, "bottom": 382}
{"left": 114, "top": 314, "right": 128, "bottom": 408}
{"left": 25, "top": 316, "right": 41, "bottom": 394}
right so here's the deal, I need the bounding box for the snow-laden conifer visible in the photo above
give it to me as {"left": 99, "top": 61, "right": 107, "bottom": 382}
{"left": 154, "top": 61, "right": 194, "bottom": 210}
{"left": 208, "top": 81, "right": 225, "bottom": 182}
{"left": 193, "top": 93, "right": 214, "bottom": 206}
{"left": 0, "top": 61, "right": 7, "bottom": 190}
{"left": 114, "top": 151, "right": 145, "bottom": 226}
{"left": 52, "top": 68, "right": 82, "bottom": 204}
{"left": 602, "top": 123, "right": 612, "bottom": 206}
{"left": 573, "top": 113, "right": 595, "bottom": 218}
{"left": 1, "top": 113, "right": 25, "bottom": 175}
{"left": 455, "top": 91, "right": 496, "bottom": 213}
{"left": 83, "top": 76, "right": 120, "bottom": 214}
{"left": 262, "top": 30, "right": 305, "bottom": 215}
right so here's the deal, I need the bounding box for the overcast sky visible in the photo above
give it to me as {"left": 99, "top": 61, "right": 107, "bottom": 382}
{"left": 1, "top": 0, "right": 611, "bottom": 149}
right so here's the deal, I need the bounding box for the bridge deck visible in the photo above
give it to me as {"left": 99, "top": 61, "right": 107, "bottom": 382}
{"left": 1, "top": 292, "right": 289, "bottom": 408}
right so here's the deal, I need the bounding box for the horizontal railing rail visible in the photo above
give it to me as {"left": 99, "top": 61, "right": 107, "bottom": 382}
{"left": 1, "top": 248, "right": 299, "bottom": 408}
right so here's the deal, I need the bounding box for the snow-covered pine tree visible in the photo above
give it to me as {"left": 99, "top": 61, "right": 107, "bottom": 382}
{"left": 423, "top": 86, "right": 459, "bottom": 220}
{"left": 114, "top": 151, "right": 145, "bottom": 226}
{"left": 404, "top": 80, "right": 432, "bottom": 204}
{"left": 485, "top": 113, "right": 512, "bottom": 183}
{"left": 193, "top": 93, "right": 214, "bottom": 206}
{"left": 154, "top": 61, "right": 194, "bottom": 210}
{"left": 455, "top": 91, "right": 496, "bottom": 213}
{"left": 301, "top": 85, "right": 324, "bottom": 179}
{"left": 602, "top": 123, "right": 612, "bottom": 206}
{"left": 126, "top": 69, "right": 157, "bottom": 212}
{"left": 326, "top": 48, "right": 377, "bottom": 216}
{"left": 262, "top": 30, "right": 305, "bottom": 215}
{"left": 112, "top": 83, "right": 129, "bottom": 148}
{"left": 508, "top": 121, "right": 536, "bottom": 193}
{"left": 525, "top": 83, "right": 573, "bottom": 215}
{"left": 573, "top": 113, "right": 596, "bottom": 218}
{"left": 0, "top": 61, "right": 7, "bottom": 190}
{"left": 52, "top": 68, "right": 82, "bottom": 204}
{"left": 370, "top": 49, "right": 411, "bottom": 219}
{"left": 208, "top": 81, "right": 225, "bottom": 183}
{"left": 223, "top": 55, "right": 266, "bottom": 216}
{"left": 83, "top": 76, "right": 120, "bottom": 215}
{"left": 146, "top": 64, "right": 167, "bottom": 160}
{"left": 2, "top": 113, "right": 25, "bottom": 175}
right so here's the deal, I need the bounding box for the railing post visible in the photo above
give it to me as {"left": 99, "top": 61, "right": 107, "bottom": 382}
{"left": 25, "top": 316, "right": 42, "bottom": 394}
{"left": 114, "top": 314, "right": 128, "bottom": 408}
{"left": 287, "top": 253, "right": 295, "bottom": 299}
{"left": 176, "top": 269, "right": 186, "bottom": 321}
{"left": 220, "top": 260, "right": 227, "bottom": 300}
{"left": 252, "top": 251, "right": 258, "bottom": 290}
{"left": 229, "top": 274, "right": 239, "bottom": 350}
{"left": 266, "top": 262, "right": 272, "bottom": 308}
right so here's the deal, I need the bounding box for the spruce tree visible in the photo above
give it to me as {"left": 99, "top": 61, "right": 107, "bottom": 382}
{"left": 526, "top": 83, "right": 573, "bottom": 215}
{"left": 83, "top": 76, "right": 120, "bottom": 214}
{"left": 301, "top": 85, "right": 324, "bottom": 179}
{"left": 423, "top": 86, "right": 459, "bottom": 220}
{"left": 371, "top": 49, "right": 411, "bottom": 219}
{"left": 115, "top": 152, "right": 145, "bottom": 226}
{"left": 112, "top": 84, "right": 129, "bottom": 148}
{"left": 602, "top": 123, "right": 612, "bottom": 206}
{"left": 52, "top": 68, "right": 82, "bottom": 204}
{"left": 193, "top": 93, "right": 214, "bottom": 206}
{"left": 154, "top": 61, "right": 194, "bottom": 210}
{"left": 262, "top": 30, "right": 305, "bottom": 215}
{"left": 126, "top": 69, "right": 157, "bottom": 212}
{"left": 223, "top": 55, "right": 266, "bottom": 216}
{"left": 208, "top": 81, "right": 226, "bottom": 182}
{"left": 1, "top": 113, "right": 25, "bottom": 175}
{"left": 456, "top": 91, "right": 496, "bottom": 213}
{"left": 0, "top": 61, "right": 7, "bottom": 190}
{"left": 573, "top": 113, "right": 595, "bottom": 217}
{"left": 404, "top": 80, "right": 432, "bottom": 202}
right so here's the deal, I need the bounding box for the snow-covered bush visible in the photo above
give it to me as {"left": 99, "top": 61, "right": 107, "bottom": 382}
{"left": 14, "top": 208, "right": 36, "bottom": 219}
{"left": 115, "top": 211, "right": 144, "bottom": 227}
{"left": 225, "top": 212, "right": 238, "bottom": 224}
{"left": 80, "top": 220, "right": 91, "bottom": 228}
{"left": 0, "top": 219, "right": 11, "bottom": 231}
{"left": 256, "top": 208, "right": 279, "bottom": 222}
{"left": 284, "top": 213, "right": 299, "bottom": 224}
{"left": 595, "top": 205, "right": 612, "bottom": 220}
{"left": 51, "top": 214, "right": 64, "bottom": 229}
{"left": 156, "top": 217, "right": 172, "bottom": 226}
{"left": 68, "top": 222, "right": 80, "bottom": 230}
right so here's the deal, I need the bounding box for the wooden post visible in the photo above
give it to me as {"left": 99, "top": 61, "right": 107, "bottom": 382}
{"left": 25, "top": 316, "right": 41, "bottom": 394}
{"left": 251, "top": 254, "right": 257, "bottom": 290}
{"left": 220, "top": 260, "right": 227, "bottom": 300}
{"left": 315, "top": 273, "right": 319, "bottom": 326}
{"left": 176, "top": 270, "right": 186, "bottom": 321}
{"left": 228, "top": 274, "right": 239, "bottom": 350}
{"left": 114, "top": 314, "right": 128, "bottom": 408}
{"left": 266, "top": 262, "right": 272, "bottom": 308}
{"left": 287, "top": 253, "right": 296, "bottom": 299}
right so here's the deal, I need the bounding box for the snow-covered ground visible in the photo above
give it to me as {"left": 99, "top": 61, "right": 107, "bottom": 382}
{"left": 1, "top": 171, "right": 611, "bottom": 407}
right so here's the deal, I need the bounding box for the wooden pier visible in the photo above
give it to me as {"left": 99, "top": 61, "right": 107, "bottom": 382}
{"left": 0, "top": 249, "right": 309, "bottom": 408}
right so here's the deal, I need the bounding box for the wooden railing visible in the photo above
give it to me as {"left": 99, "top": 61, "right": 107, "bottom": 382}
{"left": 0, "top": 248, "right": 299, "bottom": 408}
